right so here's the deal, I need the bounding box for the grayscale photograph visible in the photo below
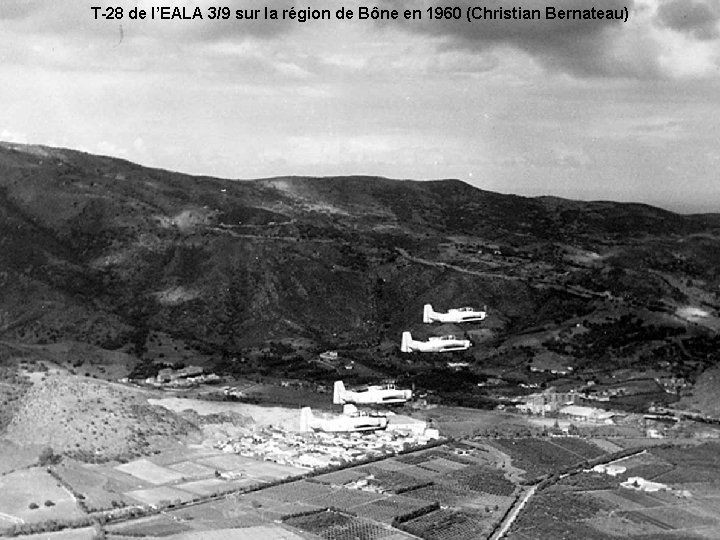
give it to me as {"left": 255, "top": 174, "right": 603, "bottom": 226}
{"left": 1, "top": 0, "right": 720, "bottom": 538}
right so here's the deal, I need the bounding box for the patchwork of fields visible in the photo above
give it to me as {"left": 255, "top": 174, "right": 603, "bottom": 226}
{"left": 507, "top": 442, "right": 720, "bottom": 540}
{"left": 6, "top": 434, "right": 720, "bottom": 540}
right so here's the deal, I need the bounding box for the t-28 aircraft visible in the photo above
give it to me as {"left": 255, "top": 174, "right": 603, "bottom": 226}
{"left": 423, "top": 304, "right": 487, "bottom": 324}
{"left": 300, "top": 406, "right": 388, "bottom": 432}
{"left": 400, "top": 331, "right": 472, "bottom": 353}
{"left": 333, "top": 380, "right": 412, "bottom": 405}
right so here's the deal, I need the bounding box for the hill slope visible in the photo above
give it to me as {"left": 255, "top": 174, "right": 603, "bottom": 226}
{"left": 1, "top": 141, "right": 720, "bottom": 401}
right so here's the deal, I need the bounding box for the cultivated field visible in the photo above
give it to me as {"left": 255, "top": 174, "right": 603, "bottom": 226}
{"left": 285, "top": 509, "right": 409, "bottom": 540}
{"left": 401, "top": 509, "right": 492, "bottom": 540}
{"left": 117, "top": 459, "right": 186, "bottom": 484}
{"left": 125, "top": 486, "right": 195, "bottom": 506}
{"left": 44, "top": 440, "right": 306, "bottom": 516}
{"left": 18, "top": 527, "right": 100, "bottom": 540}
{"left": 0, "top": 467, "right": 85, "bottom": 526}
{"left": 488, "top": 438, "right": 605, "bottom": 482}
{"left": 51, "top": 459, "right": 136, "bottom": 511}
{"left": 107, "top": 524, "right": 309, "bottom": 539}
{"left": 507, "top": 443, "right": 720, "bottom": 539}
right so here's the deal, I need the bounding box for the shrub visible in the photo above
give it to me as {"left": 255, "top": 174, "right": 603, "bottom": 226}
{"left": 38, "top": 447, "right": 61, "bottom": 466}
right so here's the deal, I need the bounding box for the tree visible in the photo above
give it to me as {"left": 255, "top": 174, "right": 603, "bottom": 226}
{"left": 38, "top": 446, "right": 60, "bottom": 466}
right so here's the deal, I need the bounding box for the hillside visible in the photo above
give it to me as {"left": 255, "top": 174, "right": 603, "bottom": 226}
{"left": 1, "top": 141, "right": 720, "bottom": 410}
{"left": 3, "top": 373, "right": 198, "bottom": 461}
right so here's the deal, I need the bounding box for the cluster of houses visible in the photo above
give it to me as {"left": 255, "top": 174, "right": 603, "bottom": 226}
{"left": 142, "top": 365, "right": 220, "bottom": 388}
{"left": 214, "top": 422, "right": 440, "bottom": 470}
{"left": 512, "top": 387, "right": 615, "bottom": 424}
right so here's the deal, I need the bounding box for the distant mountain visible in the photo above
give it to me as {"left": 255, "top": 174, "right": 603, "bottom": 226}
{"left": 1, "top": 141, "right": 719, "bottom": 391}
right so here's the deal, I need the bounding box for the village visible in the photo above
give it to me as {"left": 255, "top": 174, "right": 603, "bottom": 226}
{"left": 213, "top": 420, "right": 441, "bottom": 471}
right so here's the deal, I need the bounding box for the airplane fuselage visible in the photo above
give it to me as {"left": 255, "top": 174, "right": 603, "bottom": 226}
{"left": 334, "top": 381, "right": 412, "bottom": 405}
{"left": 401, "top": 332, "right": 471, "bottom": 353}
{"left": 423, "top": 304, "right": 487, "bottom": 324}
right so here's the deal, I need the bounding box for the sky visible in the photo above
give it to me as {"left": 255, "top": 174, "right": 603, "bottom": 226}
{"left": 1, "top": 0, "right": 720, "bottom": 213}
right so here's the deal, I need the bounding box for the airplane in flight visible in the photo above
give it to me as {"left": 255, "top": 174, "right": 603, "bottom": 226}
{"left": 400, "top": 331, "right": 472, "bottom": 353}
{"left": 333, "top": 380, "right": 412, "bottom": 406}
{"left": 299, "top": 405, "right": 388, "bottom": 432}
{"left": 423, "top": 304, "right": 487, "bottom": 324}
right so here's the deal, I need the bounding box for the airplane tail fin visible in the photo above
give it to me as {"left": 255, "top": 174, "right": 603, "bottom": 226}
{"left": 401, "top": 331, "right": 413, "bottom": 353}
{"left": 333, "top": 381, "right": 345, "bottom": 405}
{"left": 300, "top": 407, "right": 313, "bottom": 432}
{"left": 423, "top": 304, "right": 434, "bottom": 324}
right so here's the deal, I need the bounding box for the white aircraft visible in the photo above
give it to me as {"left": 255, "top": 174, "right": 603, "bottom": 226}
{"left": 333, "top": 380, "right": 412, "bottom": 405}
{"left": 400, "top": 331, "right": 472, "bottom": 353}
{"left": 299, "top": 406, "right": 388, "bottom": 433}
{"left": 423, "top": 304, "right": 487, "bottom": 324}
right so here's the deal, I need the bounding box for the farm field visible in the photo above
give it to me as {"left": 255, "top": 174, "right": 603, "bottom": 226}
{"left": 40, "top": 439, "right": 308, "bottom": 522}
{"left": 352, "top": 495, "right": 436, "bottom": 524}
{"left": 116, "top": 458, "right": 186, "bottom": 484}
{"left": 125, "top": 485, "right": 196, "bottom": 506}
{"left": 284, "top": 509, "right": 412, "bottom": 540}
{"left": 17, "top": 527, "right": 100, "bottom": 540}
{"left": 107, "top": 524, "right": 310, "bottom": 539}
{"left": 98, "top": 440, "right": 519, "bottom": 538}
{"left": 445, "top": 464, "right": 516, "bottom": 496}
{"left": 487, "top": 438, "right": 604, "bottom": 482}
{"left": 13, "top": 436, "right": 713, "bottom": 539}
{"left": 52, "top": 459, "right": 137, "bottom": 511}
{"left": 0, "top": 467, "right": 85, "bottom": 526}
{"left": 177, "top": 478, "right": 229, "bottom": 496}
{"left": 507, "top": 443, "right": 720, "bottom": 539}
{"left": 106, "top": 513, "right": 194, "bottom": 537}
{"left": 168, "top": 460, "right": 217, "bottom": 478}
{"left": 401, "top": 508, "right": 493, "bottom": 540}
{"left": 160, "top": 498, "right": 269, "bottom": 528}
{"left": 198, "top": 453, "right": 304, "bottom": 479}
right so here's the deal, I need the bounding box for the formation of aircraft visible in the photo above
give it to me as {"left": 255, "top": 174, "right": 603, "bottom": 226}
{"left": 299, "top": 405, "right": 388, "bottom": 433}
{"left": 333, "top": 380, "right": 412, "bottom": 405}
{"left": 423, "top": 303, "right": 487, "bottom": 324}
{"left": 400, "top": 331, "right": 472, "bottom": 353}
{"left": 400, "top": 301, "right": 488, "bottom": 353}
{"left": 301, "top": 300, "right": 488, "bottom": 432}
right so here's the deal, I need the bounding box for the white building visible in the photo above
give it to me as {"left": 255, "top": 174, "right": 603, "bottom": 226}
{"left": 559, "top": 405, "right": 614, "bottom": 424}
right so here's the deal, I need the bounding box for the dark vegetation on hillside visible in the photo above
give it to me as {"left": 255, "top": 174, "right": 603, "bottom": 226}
{"left": 1, "top": 142, "right": 720, "bottom": 408}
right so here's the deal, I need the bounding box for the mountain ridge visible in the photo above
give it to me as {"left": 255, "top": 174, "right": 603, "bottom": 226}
{"left": 1, "top": 141, "right": 719, "bottom": 403}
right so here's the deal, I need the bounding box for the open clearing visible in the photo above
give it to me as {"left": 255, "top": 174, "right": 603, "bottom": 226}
{"left": 116, "top": 459, "right": 186, "bottom": 484}
{"left": 176, "top": 478, "right": 228, "bottom": 496}
{"left": 0, "top": 467, "right": 85, "bottom": 524}
{"left": 0, "top": 440, "right": 40, "bottom": 474}
{"left": 149, "top": 397, "right": 300, "bottom": 431}
{"left": 168, "top": 460, "right": 217, "bottom": 478}
{"left": 53, "top": 459, "right": 137, "bottom": 510}
{"left": 20, "top": 527, "right": 99, "bottom": 540}
{"left": 197, "top": 454, "right": 303, "bottom": 478}
{"left": 125, "top": 486, "right": 195, "bottom": 506}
